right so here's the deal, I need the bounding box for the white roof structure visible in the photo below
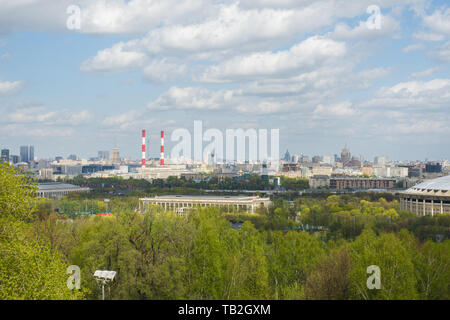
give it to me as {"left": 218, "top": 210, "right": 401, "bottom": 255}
{"left": 403, "top": 175, "right": 450, "bottom": 198}
{"left": 410, "top": 175, "right": 450, "bottom": 191}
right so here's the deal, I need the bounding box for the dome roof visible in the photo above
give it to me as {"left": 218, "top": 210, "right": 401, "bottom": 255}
{"left": 411, "top": 175, "right": 450, "bottom": 191}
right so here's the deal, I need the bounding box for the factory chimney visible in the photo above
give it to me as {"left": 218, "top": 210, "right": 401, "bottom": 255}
{"left": 160, "top": 130, "right": 165, "bottom": 166}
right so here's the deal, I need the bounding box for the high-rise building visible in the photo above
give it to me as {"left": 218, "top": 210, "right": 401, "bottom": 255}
{"left": 11, "top": 155, "right": 19, "bottom": 164}
{"left": 20, "top": 146, "right": 29, "bottom": 163}
{"left": 341, "top": 145, "right": 351, "bottom": 164}
{"left": 283, "top": 150, "right": 291, "bottom": 162}
{"left": 111, "top": 147, "right": 120, "bottom": 164}
{"left": 68, "top": 154, "right": 77, "bottom": 161}
{"left": 98, "top": 151, "right": 110, "bottom": 160}
{"left": 374, "top": 156, "right": 387, "bottom": 165}
{"left": 1, "top": 149, "right": 9, "bottom": 162}
{"left": 29, "top": 146, "right": 34, "bottom": 162}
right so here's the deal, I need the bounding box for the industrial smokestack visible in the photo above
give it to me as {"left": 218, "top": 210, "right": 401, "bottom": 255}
{"left": 160, "top": 130, "right": 165, "bottom": 166}
{"left": 142, "top": 129, "right": 146, "bottom": 168}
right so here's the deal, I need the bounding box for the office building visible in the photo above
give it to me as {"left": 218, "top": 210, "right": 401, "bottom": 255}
{"left": 29, "top": 146, "right": 34, "bottom": 162}
{"left": 1, "top": 149, "right": 9, "bottom": 162}
{"left": 20, "top": 146, "right": 29, "bottom": 163}
{"left": 98, "top": 151, "right": 110, "bottom": 160}
{"left": 425, "top": 162, "right": 442, "bottom": 173}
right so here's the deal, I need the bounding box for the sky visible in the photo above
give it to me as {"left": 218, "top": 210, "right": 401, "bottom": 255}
{"left": 0, "top": 0, "right": 449, "bottom": 161}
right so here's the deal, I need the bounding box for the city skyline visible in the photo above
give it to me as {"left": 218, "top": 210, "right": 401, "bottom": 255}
{"left": 0, "top": 1, "right": 449, "bottom": 160}
{"left": 0, "top": 141, "right": 447, "bottom": 163}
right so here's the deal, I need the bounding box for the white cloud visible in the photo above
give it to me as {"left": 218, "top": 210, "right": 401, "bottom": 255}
{"left": 80, "top": 42, "right": 147, "bottom": 73}
{"left": 0, "top": 53, "right": 12, "bottom": 60}
{"left": 0, "top": 124, "right": 75, "bottom": 137}
{"left": 142, "top": 59, "right": 187, "bottom": 83}
{"left": 429, "top": 41, "right": 450, "bottom": 63}
{"left": 1, "top": 105, "right": 93, "bottom": 125}
{"left": 364, "top": 78, "right": 450, "bottom": 108}
{"left": 234, "top": 100, "right": 297, "bottom": 115}
{"left": 313, "top": 101, "right": 358, "bottom": 117}
{"left": 0, "top": 80, "right": 24, "bottom": 95}
{"left": 413, "top": 31, "right": 445, "bottom": 42}
{"left": 411, "top": 67, "right": 439, "bottom": 78}
{"left": 402, "top": 43, "right": 425, "bottom": 52}
{"left": 413, "top": 7, "right": 450, "bottom": 43}
{"left": 421, "top": 8, "right": 450, "bottom": 37}
{"left": 147, "top": 86, "right": 235, "bottom": 111}
{"left": 330, "top": 15, "right": 400, "bottom": 41}
{"left": 198, "top": 36, "right": 346, "bottom": 82}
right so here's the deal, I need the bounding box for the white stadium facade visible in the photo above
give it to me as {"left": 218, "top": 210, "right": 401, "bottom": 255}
{"left": 399, "top": 175, "right": 450, "bottom": 216}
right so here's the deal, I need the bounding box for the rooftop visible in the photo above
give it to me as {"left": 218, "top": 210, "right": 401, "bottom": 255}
{"left": 402, "top": 175, "right": 450, "bottom": 198}
{"left": 38, "top": 182, "right": 86, "bottom": 190}
{"left": 146, "top": 195, "right": 266, "bottom": 200}
{"left": 410, "top": 175, "right": 450, "bottom": 191}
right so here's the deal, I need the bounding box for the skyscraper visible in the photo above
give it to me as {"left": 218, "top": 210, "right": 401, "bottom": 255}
{"left": 283, "top": 150, "right": 291, "bottom": 162}
{"left": 29, "top": 146, "right": 34, "bottom": 162}
{"left": 111, "top": 147, "right": 120, "bottom": 164}
{"left": 341, "top": 145, "right": 351, "bottom": 164}
{"left": 98, "top": 151, "right": 110, "bottom": 160}
{"left": 1, "top": 149, "right": 9, "bottom": 163}
{"left": 20, "top": 146, "right": 29, "bottom": 163}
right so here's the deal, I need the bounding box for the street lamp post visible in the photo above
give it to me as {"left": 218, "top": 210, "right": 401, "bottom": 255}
{"left": 104, "top": 199, "right": 110, "bottom": 214}
{"left": 93, "top": 270, "right": 116, "bottom": 300}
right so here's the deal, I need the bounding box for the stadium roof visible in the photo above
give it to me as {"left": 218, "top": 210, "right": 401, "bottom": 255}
{"left": 410, "top": 175, "right": 450, "bottom": 191}
{"left": 38, "top": 182, "right": 85, "bottom": 191}
{"left": 402, "top": 175, "right": 450, "bottom": 198}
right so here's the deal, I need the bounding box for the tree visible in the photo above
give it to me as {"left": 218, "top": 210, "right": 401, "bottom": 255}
{"left": 349, "top": 227, "right": 418, "bottom": 300}
{"left": 304, "top": 245, "right": 351, "bottom": 300}
{"left": 0, "top": 162, "right": 84, "bottom": 300}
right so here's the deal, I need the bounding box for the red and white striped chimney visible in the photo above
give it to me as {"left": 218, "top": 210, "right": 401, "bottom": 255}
{"left": 160, "top": 130, "right": 165, "bottom": 166}
{"left": 141, "top": 129, "right": 146, "bottom": 168}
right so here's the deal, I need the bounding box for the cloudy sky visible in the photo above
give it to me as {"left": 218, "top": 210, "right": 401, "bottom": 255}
{"left": 0, "top": 0, "right": 449, "bottom": 161}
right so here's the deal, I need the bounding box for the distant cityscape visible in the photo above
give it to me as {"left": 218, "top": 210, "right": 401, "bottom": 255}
{"left": 1, "top": 140, "right": 448, "bottom": 192}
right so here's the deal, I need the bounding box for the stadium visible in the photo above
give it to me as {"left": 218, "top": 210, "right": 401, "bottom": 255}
{"left": 399, "top": 175, "right": 450, "bottom": 216}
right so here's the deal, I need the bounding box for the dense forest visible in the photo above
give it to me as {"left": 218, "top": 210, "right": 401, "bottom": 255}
{"left": 1, "top": 163, "right": 449, "bottom": 300}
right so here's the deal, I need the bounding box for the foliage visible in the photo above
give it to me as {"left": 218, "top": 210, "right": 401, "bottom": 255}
{"left": 1, "top": 162, "right": 449, "bottom": 300}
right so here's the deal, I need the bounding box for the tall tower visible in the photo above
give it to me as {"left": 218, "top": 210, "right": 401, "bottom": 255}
{"left": 341, "top": 144, "right": 351, "bottom": 164}
{"left": 29, "top": 146, "right": 34, "bottom": 163}
{"left": 111, "top": 146, "right": 120, "bottom": 164}
{"left": 160, "top": 130, "right": 165, "bottom": 166}
{"left": 20, "top": 146, "right": 29, "bottom": 163}
{"left": 142, "top": 129, "right": 146, "bottom": 168}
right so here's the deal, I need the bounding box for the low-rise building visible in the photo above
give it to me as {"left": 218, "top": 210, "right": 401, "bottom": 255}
{"left": 139, "top": 195, "right": 272, "bottom": 213}
{"left": 330, "top": 177, "right": 396, "bottom": 190}
{"left": 37, "top": 183, "right": 90, "bottom": 198}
